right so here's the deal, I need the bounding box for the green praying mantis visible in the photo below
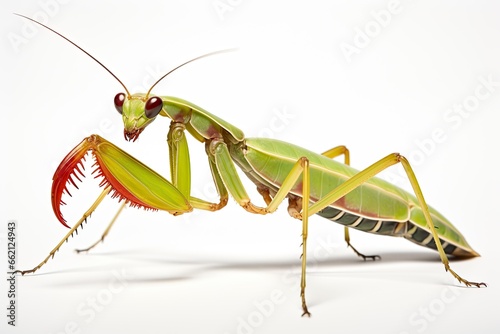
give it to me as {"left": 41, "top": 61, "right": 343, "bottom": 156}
{"left": 14, "top": 14, "right": 486, "bottom": 317}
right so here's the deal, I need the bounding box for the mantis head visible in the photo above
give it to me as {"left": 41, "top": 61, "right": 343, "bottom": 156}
{"left": 114, "top": 93, "right": 163, "bottom": 142}
{"left": 113, "top": 48, "right": 234, "bottom": 142}
{"left": 14, "top": 14, "right": 235, "bottom": 142}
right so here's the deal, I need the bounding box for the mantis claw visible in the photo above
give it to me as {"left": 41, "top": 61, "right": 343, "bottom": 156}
{"left": 300, "top": 291, "right": 311, "bottom": 317}
{"left": 446, "top": 266, "right": 487, "bottom": 288}
{"left": 52, "top": 135, "right": 191, "bottom": 226}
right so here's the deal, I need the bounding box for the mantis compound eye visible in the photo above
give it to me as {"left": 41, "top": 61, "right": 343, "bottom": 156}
{"left": 145, "top": 96, "right": 163, "bottom": 119}
{"left": 114, "top": 93, "right": 126, "bottom": 114}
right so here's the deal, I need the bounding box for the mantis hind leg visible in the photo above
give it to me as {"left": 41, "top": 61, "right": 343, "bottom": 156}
{"left": 308, "top": 153, "right": 486, "bottom": 288}
{"left": 321, "top": 145, "right": 380, "bottom": 261}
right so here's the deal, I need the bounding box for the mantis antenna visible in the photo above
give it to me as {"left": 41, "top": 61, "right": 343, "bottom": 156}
{"left": 14, "top": 13, "right": 237, "bottom": 99}
{"left": 14, "top": 13, "right": 132, "bottom": 97}
{"left": 145, "top": 48, "right": 237, "bottom": 98}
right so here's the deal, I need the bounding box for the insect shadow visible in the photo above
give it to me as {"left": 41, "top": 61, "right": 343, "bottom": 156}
{"left": 28, "top": 247, "right": 476, "bottom": 290}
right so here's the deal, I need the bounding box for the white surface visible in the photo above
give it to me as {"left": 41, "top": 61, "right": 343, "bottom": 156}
{"left": 2, "top": 1, "right": 499, "bottom": 333}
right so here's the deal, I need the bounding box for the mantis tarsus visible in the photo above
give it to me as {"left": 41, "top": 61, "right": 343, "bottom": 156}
{"left": 14, "top": 14, "right": 486, "bottom": 317}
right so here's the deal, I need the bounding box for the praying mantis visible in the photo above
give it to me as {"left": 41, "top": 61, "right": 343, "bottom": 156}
{"left": 14, "top": 14, "right": 486, "bottom": 317}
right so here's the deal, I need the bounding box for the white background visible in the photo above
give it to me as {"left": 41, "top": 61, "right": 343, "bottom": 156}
{"left": 2, "top": 1, "right": 499, "bottom": 333}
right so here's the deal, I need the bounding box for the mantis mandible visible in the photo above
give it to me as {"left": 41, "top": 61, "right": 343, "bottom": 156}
{"left": 14, "top": 14, "right": 486, "bottom": 317}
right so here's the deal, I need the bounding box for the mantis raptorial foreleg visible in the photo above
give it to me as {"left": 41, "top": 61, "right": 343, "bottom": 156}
{"left": 16, "top": 135, "right": 195, "bottom": 275}
{"left": 321, "top": 145, "right": 380, "bottom": 261}
{"left": 76, "top": 123, "right": 229, "bottom": 253}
